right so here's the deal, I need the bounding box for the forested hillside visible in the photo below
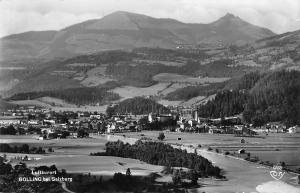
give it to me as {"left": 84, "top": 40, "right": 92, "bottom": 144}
{"left": 244, "top": 70, "right": 300, "bottom": 126}
{"left": 164, "top": 82, "right": 226, "bottom": 101}
{"left": 197, "top": 70, "right": 300, "bottom": 126}
{"left": 106, "top": 97, "right": 170, "bottom": 115}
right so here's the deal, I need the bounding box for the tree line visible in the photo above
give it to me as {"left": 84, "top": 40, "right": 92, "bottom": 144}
{"left": 0, "top": 143, "right": 46, "bottom": 154}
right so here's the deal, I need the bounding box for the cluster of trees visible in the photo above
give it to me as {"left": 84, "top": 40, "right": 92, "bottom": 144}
{"left": 0, "top": 158, "right": 64, "bottom": 193}
{"left": 106, "top": 97, "right": 170, "bottom": 116}
{"left": 244, "top": 70, "right": 300, "bottom": 126}
{"left": 8, "top": 87, "right": 119, "bottom": 105}
{"left": 197, "top": 70, "right": 300, "bottom": 126}
{"left": 0, "top": 144, "right": 46, "bottom": 154}
{"left": 133, "top": 47, "right": 208, "bottom": 61}
{"left": 77, "top": 129, "right": 89, "bottom": 138}
{"left": 138, "top": 116, "right": 177, "bottom": 131}
{"left": 165, "top": 82, "right": 226, "bottom": 101}
{"left": 197, "top": 90, "right": 248, "bottom": 118}
{"left": 193, "top": 59, "right": 253, "bottom": 78}
{"left": 68, "top": 168, "right": 187, "bottom": 193}
{"left": 94, "top": 140, "right": 222, "bottom": 178}
{"left": 0, "top": 125, "right": 19, "bottom": 135}
{"left": 224, "top": 71, "right": 262, "bottom": 91}
{"left": 62, "top": 50, "right": 137, "bottom": 65}
{"left": 106, "top": 62, "right": 178, "bottom": 87}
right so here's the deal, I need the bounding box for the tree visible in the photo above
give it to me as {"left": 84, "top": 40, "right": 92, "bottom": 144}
{"left": 172, "top": 170, "right": 182, "bottom": 185}
{"left": 188, "top": 170, "right": 198, "bottom": 185}
{"left": 77, "top": 129, "right": 89, "bottom": 138}
{"left": 157, "top": 132, "right": 165, "bottom": 141}
{"left": 126, "top": 168, "right": 131, "bottom": 176}
{"left": 106, "top": 106, "right": 116, "bottom": 117}
{"left": 48, "top": 147, "right": 53, "bottom": 152}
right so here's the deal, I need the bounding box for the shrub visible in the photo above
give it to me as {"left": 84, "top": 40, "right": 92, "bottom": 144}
{"left": 157, "top": 132, "right": 165, "bottom": 141}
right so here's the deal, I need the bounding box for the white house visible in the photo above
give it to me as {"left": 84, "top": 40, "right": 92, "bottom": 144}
{"left": 288, "top": 126, "right": 300, "bottom": 134}
{"left": 107, "top": 123, "right": 116, "bottom": 133}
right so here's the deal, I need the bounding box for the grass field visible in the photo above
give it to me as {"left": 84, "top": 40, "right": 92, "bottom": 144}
{"left": 153, "top": 73, "right": 230, "bottom": 84}
{"left": 80, "top": 66, "right": 114, "bottom": 87}
{"left": 132, "top": 59, "right": 186, "bottom": 67}
{"left": 111, "top": 83, "right": 170, "bottom": 100}
{"left": 116, "top": 131, "right": 300, "bottom": 168}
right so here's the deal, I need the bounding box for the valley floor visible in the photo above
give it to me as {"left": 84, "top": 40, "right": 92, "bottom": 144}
{"left": 1, "top": 133, "right": 300, "bottom": 193}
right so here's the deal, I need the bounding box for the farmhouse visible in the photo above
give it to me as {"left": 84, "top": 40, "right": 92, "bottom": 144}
{"left": 288, "top": 126, "right": 300, "bottom": 134}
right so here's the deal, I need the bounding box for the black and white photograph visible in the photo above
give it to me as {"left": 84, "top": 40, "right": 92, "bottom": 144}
{"left": 0, "top": 0, "right": 300, "bottom": 192}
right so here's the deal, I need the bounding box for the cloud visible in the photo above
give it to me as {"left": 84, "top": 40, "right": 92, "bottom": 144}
{"left": 0, "top": 0, "right": 299, "bottom": 37}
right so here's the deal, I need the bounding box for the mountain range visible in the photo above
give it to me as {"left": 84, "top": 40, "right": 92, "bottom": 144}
{"left": 0, "top": 11, "right": 275, "bottom": 61}
{"left": 1, "top": 11, "right": 300, "bottom": 112}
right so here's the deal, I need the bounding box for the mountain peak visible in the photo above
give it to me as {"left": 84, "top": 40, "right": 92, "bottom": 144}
{"left": 222, "top": 13, "right": 237, "bottom": 19}
{"left": 211, "top": 13, "right": 246, "bottom": 27}
{"left": 104, "top": 11, "right": 149, "bottom": 19}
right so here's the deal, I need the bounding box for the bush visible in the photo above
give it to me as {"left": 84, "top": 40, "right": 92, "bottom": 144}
{"left": 157, "top": 132, "right": 165, "bottom": 141}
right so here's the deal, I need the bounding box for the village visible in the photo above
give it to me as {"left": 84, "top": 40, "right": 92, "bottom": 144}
{"left": 1, "top": 105, "right": 300, "bottom": 140}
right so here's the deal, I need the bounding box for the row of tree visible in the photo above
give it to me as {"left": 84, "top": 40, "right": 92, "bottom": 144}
{"left": 0, "top": 143, "right": 46, "bottom": 154}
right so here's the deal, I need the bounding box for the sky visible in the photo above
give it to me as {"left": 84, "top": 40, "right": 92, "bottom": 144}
{"left": 0, "top": 0, "right": 299, "bottom": 37}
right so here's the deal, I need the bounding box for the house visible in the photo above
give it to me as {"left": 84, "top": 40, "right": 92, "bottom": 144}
{"left": 208, "top": 126, "right": 222, "bottom": 134}
{"left": 90, "top": 114, "right": 101, "bottom": 119}
{"left": 38, "top": 135, "right": 47, "bottom": 140}
{"left": 107, "top": 123, "right": 116, "bottom": 133}
{"left": 148, "top": 113, "right": 153, "bottom": 123}
{"left": 157, "top": 114, "right": 173, "bottom": 123}
{"left": 288, "top": 126, "right": 300, "bottom": 134}
{"left": 28, "top": 120, "right": 39, "bottom": 125}
{"left": 238, "top": 149, "right": 245, "bottom": 154}
{"left": 44, "top": 119, "right": 55, "bottom": 125}
{"left": 188, "top": 119, "right": 198, "bottom": 127}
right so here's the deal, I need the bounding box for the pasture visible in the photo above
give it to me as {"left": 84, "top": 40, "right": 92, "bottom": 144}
{"left": 153, "top": 73, "right": 230, "bottom": 84}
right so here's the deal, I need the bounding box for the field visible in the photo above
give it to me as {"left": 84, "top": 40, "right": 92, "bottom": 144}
{"left": 0, "top": 135, "right": 162, "bottom": 176}
{"left": 116, "top": 131, "right": 300, "bottom": 168}
{"left": 132, "top": 59, "right": 186, "bottom": 67}
{"left": 110, "top": 83, "right": 170, "bottom": 100}
{"left": 153, "top": 73, "right": 230, "bottom": 84}
{"left": 80, "top": 65, "right": 114, "bottom": 87}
